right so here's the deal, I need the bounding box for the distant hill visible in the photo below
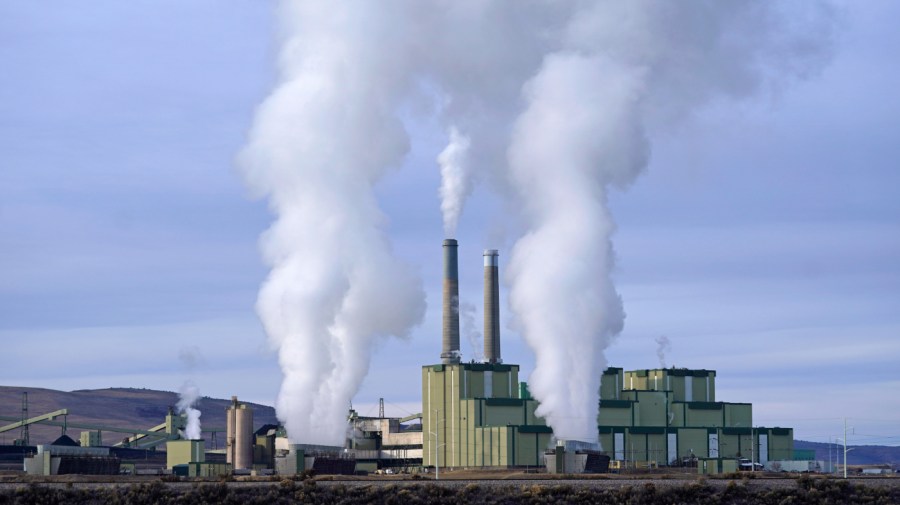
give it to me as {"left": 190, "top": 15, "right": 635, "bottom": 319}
{"left": 0, "top": 386, "right": 278, "bottom": 448}
{"left": 794, "top": 440, "right": 900, "bottom": 466}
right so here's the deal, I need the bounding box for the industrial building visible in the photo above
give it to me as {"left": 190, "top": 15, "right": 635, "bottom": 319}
{"left": 422, "top": 241, "right": 553, "bottom": 470}
{"left": 165, "top": 439, "right": 231, "bottom": 477}
{"left": 165, "top": 396, "right": 277, "bottom": 476}
{"left": 1, "top": 393, "right": 273, "bottom": 476}
{"left": 23, "top": 435, "right": 120, "bottom": 476}
{"left": 274, "top": 442, "right": 356, "bottom": 475}
{"left": 422, "top": 361, "right": 552, "bottom": 469}
{"left": 347, "top": 406, "right": 423, "bottom": 473}
{"left": 598, "top": 366, "right": 794, "bottom": 469}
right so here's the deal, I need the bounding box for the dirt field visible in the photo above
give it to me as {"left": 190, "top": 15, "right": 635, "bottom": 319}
{"left": 1, "top": 469, "right": 898, "bottom": 490}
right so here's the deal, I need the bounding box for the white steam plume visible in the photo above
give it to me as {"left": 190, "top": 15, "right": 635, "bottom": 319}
{"left": 506, "top": 3, "right": 834, "bottom": 443}
{"left": 242, "top": 1, "right": 835, "bottom": 445}
{"left": 177, "top": 381, "right": 202, "bottom": 441}
{"left": 507, "top": 54, "right": 639, "bottom": 441}
{"left": 655, "top": 336, "right": 672, "bottom": 369}
{"left": 238, "top": 3, "right": 425, "bottom": 444}
{"left": 437, "top": 127, "right": 472, "bottom": 238}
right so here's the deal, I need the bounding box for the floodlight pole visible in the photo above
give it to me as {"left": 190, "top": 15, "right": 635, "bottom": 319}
{"left": 843, "top": 418, "right": 848, "bottom": 479}
{"left": 436, "top": 411, "right": 440, "bottom": 481}
{"left": 429, "top": 409, "right": 446, "bottom": 480}
{"left": 751, "top": 427, "right": 755, "bottom": 473}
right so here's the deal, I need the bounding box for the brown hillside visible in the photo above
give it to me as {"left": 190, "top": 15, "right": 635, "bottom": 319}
{"left": 0, "top": 386, "right": 278, "bottom": 448}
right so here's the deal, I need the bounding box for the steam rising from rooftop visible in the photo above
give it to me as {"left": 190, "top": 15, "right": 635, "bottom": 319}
{"left": 655, "top": 336, "right": 672, "bottom": 369}
{"left": 177, "top": 381, "right": 202, "bottom": 441}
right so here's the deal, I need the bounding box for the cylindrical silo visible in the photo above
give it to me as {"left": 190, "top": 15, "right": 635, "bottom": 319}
{"left": 226, "top": 396, "right": 254, "bottom": 470}
{"left": 441, "top": 239, "right": 461, "bottom": 364}
{"left": 483, "top": 249, "right": 501, "bottom": 363}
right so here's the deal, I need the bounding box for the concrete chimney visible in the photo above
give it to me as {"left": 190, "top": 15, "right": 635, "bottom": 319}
{"left": 441, "top": 239, "right": 461, "bottom": 364}
{"left": 483, "top": 249, "right": 501, "bottom": 363}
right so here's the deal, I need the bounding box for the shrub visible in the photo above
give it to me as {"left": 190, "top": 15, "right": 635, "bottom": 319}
{"left": 3, "top": 476, "right": 900, "bottom": 504}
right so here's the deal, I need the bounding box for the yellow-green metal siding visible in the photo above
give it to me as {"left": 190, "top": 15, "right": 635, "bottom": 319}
{"left": 677, "top": 428, "right": 708, "bottom": 459}
{"left": 423, "top": 364, "right": 548, "bottom": 468}
{"left": 484, "top": 403, "right": 524, "bottom": 426}
{"left": 767, "top": 429, "right": 794, "bottom": 461}
{"left": 600, "top": 368, "right": 624, "bottom": 400}
{"left": 724, "top": 404, "right": 752, "bottom": 427}
{"left": 669, "top": 403, "right": 685, "bottom": 427}
{"left": 684, "top": 405, "right": 723, "bottom": 428}
{"left": 634, "top": 392, "right": 668, "bottom": 427}
{"left": 598, "top": 404, "right": 632, "bottom": 426}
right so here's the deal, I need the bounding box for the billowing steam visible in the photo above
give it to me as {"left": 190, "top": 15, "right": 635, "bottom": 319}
{"left": 507, "top": 53, "right": 639, "bottom": 442}
{"left": 504, "top": 3, "right": 834, "bottom": 443}
{"left": 438, "top": 127, "right": 472, "bottom": 238}
{"left": 655, "top": 336, "right": 672, "bottom": 369}
{"left": 243, "top": 1, "right": 835, "bottom": 445}
{"left": 177, "top": 381, "right": 202, "bottom": 441}
{"left": 238, "top": 3, "right": 427, "bottom": 444}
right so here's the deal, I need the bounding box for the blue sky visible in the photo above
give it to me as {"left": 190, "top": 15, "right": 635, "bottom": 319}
{"left": 1, "top": 1, "right": 898, "bottom": 446}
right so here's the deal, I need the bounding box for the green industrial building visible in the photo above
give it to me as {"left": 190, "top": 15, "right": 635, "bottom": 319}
{"left": 598, "top": 367, "right": 794, "bottom": 467}
{"left": 421, "top": 362, "right": 793, "bottom": 471}
{"left": 422, "top": 362, "right": 553, "bottom": 469}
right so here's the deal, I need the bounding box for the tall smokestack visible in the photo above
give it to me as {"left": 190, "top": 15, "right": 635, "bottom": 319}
{"left": 441, "top": 239, "right": 461, "bottom": 364}
{"left": 483, "top": 249, "right": 501, "bottom": 363}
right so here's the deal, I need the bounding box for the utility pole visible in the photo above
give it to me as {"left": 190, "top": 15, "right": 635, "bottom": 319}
{"left": 435, "top": 415, "right": 440, "bottom": 480}
{"left": 751, "top": 427, "right": 755, "bottom": 473}
{"left": 429, "top": 409, "right": 446, "bottom": 480}
{"left": 843, "top": 418, "right": 848, "bottom": 479}
{"left": 829, "top": 436, "right": 832, "bottom": 474}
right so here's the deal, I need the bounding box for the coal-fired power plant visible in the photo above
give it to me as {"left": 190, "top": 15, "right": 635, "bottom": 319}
{"left": 441, "top": 239, "right": 461, "bottom": 364}
{"left": 483, "top": 249, "right": 501, "bottom": 363}
{"left": 6, "top": 237, "right": 800, "bottom": 477}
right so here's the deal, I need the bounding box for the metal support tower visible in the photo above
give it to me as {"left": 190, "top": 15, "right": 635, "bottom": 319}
{"left": 20, "top": 392, "right": 29, "bottom": 446}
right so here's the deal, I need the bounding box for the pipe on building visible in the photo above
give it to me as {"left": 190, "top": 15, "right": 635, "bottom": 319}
{"left": 483, "top": 249, "right": 501, "bottom": 363}
{"left": 441, "top": 239, "right": 461, "bottom": 364}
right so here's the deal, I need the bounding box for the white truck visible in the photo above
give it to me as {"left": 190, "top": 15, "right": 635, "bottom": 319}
{"left": 738, "top": 458, "right": 764, "bottom": 471}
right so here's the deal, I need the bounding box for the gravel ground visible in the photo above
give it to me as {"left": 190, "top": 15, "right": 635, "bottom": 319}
{"left": 0, "top": 476, "right": 898, "bottom": 492}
